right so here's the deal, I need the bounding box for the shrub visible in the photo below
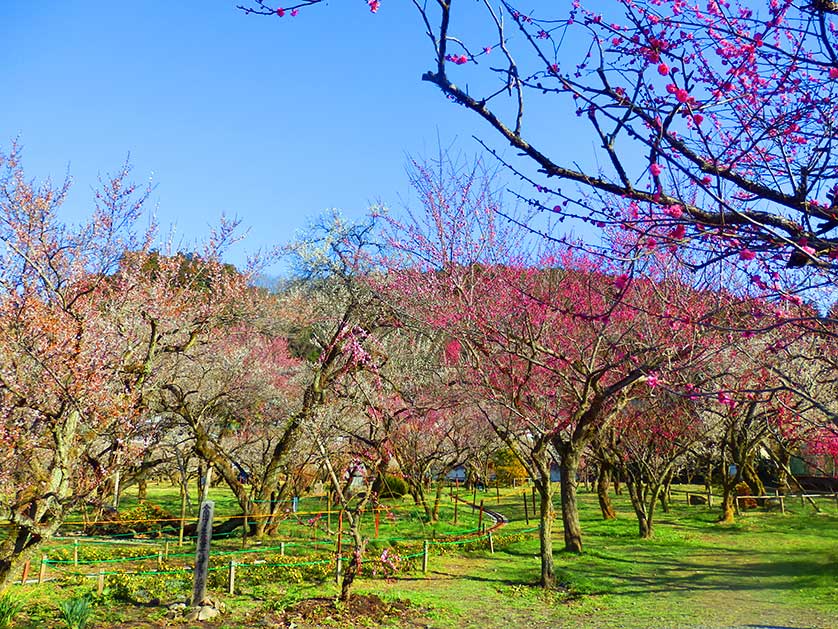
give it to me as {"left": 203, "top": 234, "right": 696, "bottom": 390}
{"left": 377, "top": 475, "right": 408, "bottom": 499}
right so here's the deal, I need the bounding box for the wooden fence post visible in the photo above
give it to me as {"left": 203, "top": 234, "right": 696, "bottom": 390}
{"left": 478, "top": 500, "right": 485, "bottom": 531}
{"left": 227, "top": 560, "right": 236, "bottom": 595}
{"left": 73, "top": 540, "right": 79, "bottom": 566}
{"left": 487, "top": 531, "right": 494, "bottom": 554}
{"left": 157, "top": 551, "right": 163, "bottom": 570}
{"left": 38, "top": 556, "right": 47, "bottom": 584}
{"left": 422, "top": 541, "right": 429, "bottom": 573}
{"left": 97, "top": 570, "right": 105, "bottom": 596}
{"left": 20, "top": 560, "right": 30, "bottom": 585}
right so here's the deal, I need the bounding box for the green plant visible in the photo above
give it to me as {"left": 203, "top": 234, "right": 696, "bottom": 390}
{"left": 377, "top": 475, "right": 408, "bottom": 499}
{"left": 0, "top": 591, "right": 25, "bottom": 628}
{"left": 57, "top": 596, "right": 93, "bottom": 629}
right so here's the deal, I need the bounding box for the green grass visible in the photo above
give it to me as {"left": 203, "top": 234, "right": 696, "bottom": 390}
{"left": 8, "top": 483, "right": 838, "bottom": 628}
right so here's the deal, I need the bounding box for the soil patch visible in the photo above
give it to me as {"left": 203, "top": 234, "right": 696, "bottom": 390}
{"left": 277, "top": 593, "right": 422, "bottom": 628}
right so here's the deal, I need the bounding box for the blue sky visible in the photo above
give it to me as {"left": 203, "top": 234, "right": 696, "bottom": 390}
{"left": 3, "top": 1, "right": 528, "bottom": 273}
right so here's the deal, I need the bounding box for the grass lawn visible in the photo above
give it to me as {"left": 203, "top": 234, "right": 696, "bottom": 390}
{"left": 8, "top": 483, "right": 838, "bottom": 628}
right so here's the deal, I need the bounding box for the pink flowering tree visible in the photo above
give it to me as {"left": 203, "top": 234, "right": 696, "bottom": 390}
{"left": 243, "top": 0, "right": 838, "bottom": 282}
{"left": 0, "top": 147, "right": 155, "bottom": 586}
{"left": 376, "top": 158, "right": 732, "bottom": 587}
{"left": 601, "top": 392, "right": 705, "bottom": 538}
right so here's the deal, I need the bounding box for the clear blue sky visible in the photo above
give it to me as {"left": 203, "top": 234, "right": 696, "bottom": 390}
{"left": 7, "top": 2, "right": 834, "bottom": 344}
{"left": 2, "top": 2, "right": 590, "bottom": 273}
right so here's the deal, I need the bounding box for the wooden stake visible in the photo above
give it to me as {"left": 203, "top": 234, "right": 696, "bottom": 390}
{"left": 374, "top": 508, "right": 380, "bottom": 539}
{"left": 97, "top": 570, "right": 105, "bottom": 596}
{"left": 478, "top": 500, "right": 485, "bottom": 531}
{"left": 227, "top": 561, "right": 236, "bottom": 595}
{"left": 73, "top": 540, "right": 79, "bottom": 566}
{"left": 487, "top": 531, "right": 494, "bottom": 554}
{"left": 422, "top": 540, "right": 429, "bottom": 573}
{"left": 157, "top": 551, "right": 163, "bottom": 570}
{"left": 38, "top": 556, "right": 46, "bottom": 584}
{"left": 20, "top": 560, "right": 30, "bottom": 585}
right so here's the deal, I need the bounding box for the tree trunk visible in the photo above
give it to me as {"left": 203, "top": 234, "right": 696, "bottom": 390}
{"left": 559, "top": 450, "right": 583, "bottom": 553}
{"left": 431, "top": 481, "right": 444, "bottom": 522}
{"left": 596, "top": 465, "right": 616, "bottom": 520}
{"left": 625, "top": 477, "right": 652, "bottom": 539}
{"left": 339, "top": 524, "right": 366, "bottom": 602}
{"left": 533, "top": 475, "right": 555, "bottom": 588}
{"left": 137, "top": 478, "right": 148, "bottom": 502}
{"left": 742, "top": 458, "right": 765, "bottom": 501}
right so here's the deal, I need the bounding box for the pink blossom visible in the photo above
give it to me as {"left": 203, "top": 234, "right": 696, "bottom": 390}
{"left": 830, "top": 67, "right": 838, "bottom": 79}
{"left": 291, "top": 8, "right": 298, "bottom": 16}
{"left": 670, "top": 224, "right": 686, "bottom": 239}
{"left": 657, "top": 63, "right": 670, "bottom": 76}
{"left": 664, "top": 204, "right": 683, "bottom": 218}
{"left": 650, "top": 163, "right": 663, "bottom": 176}
{"left": 739, "top": 249, "right": 756, "bottom": 260}
{"left": 717, "top": 392, "right": 735, "bottom": 409}
{"left": 276, "top": 7, "right": 285, "bottom": 16}
{"left": 368, "top": 0, "right": 380, "bottom": 13}
{"left": 646, "top": 372, "right": 661, "bottom": 388}
{"left": 614, "top": 274, "right": 629, "bottom": 291}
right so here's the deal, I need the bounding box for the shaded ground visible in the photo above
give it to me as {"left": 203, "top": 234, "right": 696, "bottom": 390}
{"left": 369, "top": 532, "right": 837, "bottom": 629}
